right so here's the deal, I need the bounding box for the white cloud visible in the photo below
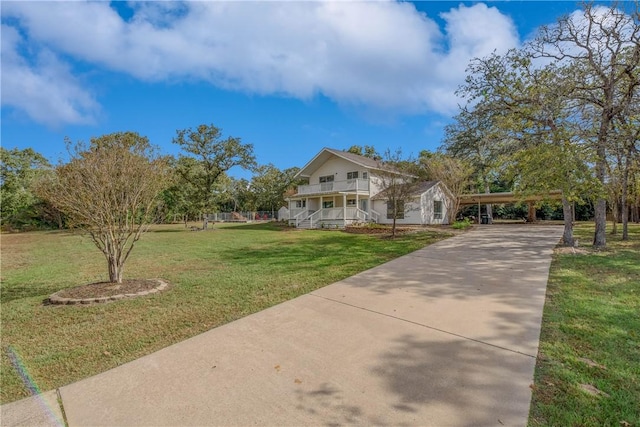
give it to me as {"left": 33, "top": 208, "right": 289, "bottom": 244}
{"left": 1, "top": 1, "right": 521, "bottom": 126}
{"left": 438, "top": 4, "right": 519, "bottom": 76}
{"left": 0, "top": 24, "right": 100, "bottom": 127}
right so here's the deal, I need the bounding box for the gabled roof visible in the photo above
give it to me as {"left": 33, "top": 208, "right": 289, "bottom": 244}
{"left": 371, "top": 181, "right": 440, "bottom": 200}
{"left": 411, "top": 180, "right": 440, "bottom": 195}
{"left": 295, "top": 147, "right": 399, "bottom": 179}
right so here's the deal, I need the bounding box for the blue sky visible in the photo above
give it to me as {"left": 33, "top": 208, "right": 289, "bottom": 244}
{"left": 1, "top": 1, "right": 596, "bottom": 179}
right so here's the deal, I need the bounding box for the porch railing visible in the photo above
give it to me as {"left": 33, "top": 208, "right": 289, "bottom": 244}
{"left": 307, "top": 209, "right": 323, "bottom": 228}
{"left": 294, "top": 209, "right": 309, "bottom": 228}
{"left": 353, "top": 208, "right": 381, "bottom": 222}
{"left": 290, "top": 208, "right": 307, "bottom": 219}
{"left": 295, "top": 207, "right": 382, "bottom": 228}
{"left": 296, "top": 179, "right": 369, "bottom": 195}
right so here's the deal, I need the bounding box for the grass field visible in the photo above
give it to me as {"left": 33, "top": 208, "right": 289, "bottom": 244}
{"left": 0, "top": 222, "right": 450, "bottom": 404}
{"left": 529, "top": 223, "right": 640, "bottom": 426}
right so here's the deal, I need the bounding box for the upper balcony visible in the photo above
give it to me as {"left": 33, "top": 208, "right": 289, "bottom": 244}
{"left": 295, "top": 178, "right": 369, "bottom": 196}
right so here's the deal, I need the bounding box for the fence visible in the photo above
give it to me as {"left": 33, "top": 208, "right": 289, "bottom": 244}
{"left": 204, "top": 211, "right": 280, "bottom": 222}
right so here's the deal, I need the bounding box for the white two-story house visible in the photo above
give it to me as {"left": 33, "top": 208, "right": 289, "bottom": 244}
{"left": 287, "top": 148, "right": 451, "bottom": 229}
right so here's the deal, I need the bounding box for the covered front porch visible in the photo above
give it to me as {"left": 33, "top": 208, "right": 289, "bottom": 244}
{"left": 288, "top": 192, "right": 380, "bottom": 229}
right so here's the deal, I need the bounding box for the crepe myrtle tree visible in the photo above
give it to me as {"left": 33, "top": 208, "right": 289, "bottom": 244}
{"left": 36, "top": 132, "right": 170, "bottom": 284}
{"left": 374, "top": 149, "right": 421, "bottom": 238}
{"left": 421, "top": 152, "right": 473, "bottom": 224}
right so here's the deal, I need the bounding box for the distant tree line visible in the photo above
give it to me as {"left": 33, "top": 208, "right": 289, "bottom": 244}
{"left": 0, "top": 125, "right": 307, "bottom": 233}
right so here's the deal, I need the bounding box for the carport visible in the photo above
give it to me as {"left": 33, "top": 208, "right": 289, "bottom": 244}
{"left": 459, "top": 190, "right": 563, "bottom": 223}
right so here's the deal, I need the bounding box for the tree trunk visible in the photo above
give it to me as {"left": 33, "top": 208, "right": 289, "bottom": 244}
{"left": 108, "top": 257, "right": 123, "bottom": 283}
{"left": 594, "top": 197, "right": 608, "bottom": 248}
{"left": 528, "top": 203, "right": 536, "bottom": 223}
{"left": 621, "top": 153, "right": 630, "bottom": 241}
{"left": 593, "top": 142, "right": 607, "bottom": 248}
{"left": 56, "top": 211, "right": 64, "bottom": 229}
{"left": 561, "top": 196, "right": 575, "bottom": 247}
{"left": 610, "top": 198, "right": 618, "bottom": 235}
{"left": 392, "top": 216, "right": 397, "bottom": 238}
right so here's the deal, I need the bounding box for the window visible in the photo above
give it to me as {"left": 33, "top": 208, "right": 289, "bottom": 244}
{"left": 346, "top": 199, "right": 357, "bottom": 206}
{"left": 347, "top": 171, "right": 359, "bottom": 180}
{"left": 323, "top": 201, "right": 334, "bottom": 208}
{"left": 434, "top": 200, "right": 443, "bottom": 220}
{"left": 295, "top": 200, "right": 306, "bottom": 208}
{"left": 319, "top": 175, "right": 334, "bottom": 183}
{"left": 387, "top": 200, "right": 405, "bottom": 219}
{"left": 362, "top": 172, "right": 368, "bottom": 179}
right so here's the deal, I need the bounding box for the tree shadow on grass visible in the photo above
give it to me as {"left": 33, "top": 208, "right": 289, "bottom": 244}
{"left": 222, "top": 233, "right": 393, "bottom": 275}
{"left": 0, "top": 285, "right": 56, "bottom": 304}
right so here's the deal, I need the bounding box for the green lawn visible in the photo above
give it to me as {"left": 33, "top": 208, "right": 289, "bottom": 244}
{"left": 0, "top": 222, "right": 450, "bottom": 404}
{"left": 529, "top": 223, "right": 640, "bottom": 427}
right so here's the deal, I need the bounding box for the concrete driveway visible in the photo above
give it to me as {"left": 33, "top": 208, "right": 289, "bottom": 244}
{"left": 2, "top": 224, "right": 562, "bottom": 426}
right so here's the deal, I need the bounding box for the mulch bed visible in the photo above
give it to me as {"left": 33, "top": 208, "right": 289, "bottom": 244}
{"left": 52, "top": 279, "right": 165, "bottom": 300}
{"left": 344, "top": 226, "right": 414, "bottom": 235}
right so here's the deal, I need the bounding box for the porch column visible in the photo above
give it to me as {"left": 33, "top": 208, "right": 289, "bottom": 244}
{"left": 343, "top": 193, "right": 347, "bottom": 226}
{"left": 356, "top": 193, "right": 359, "bottom": 218}
{"left": 368, "top": 181, "right": 373, "bottom": 219}
{"left": 355, "top": 180, "right": 359, "bottom": 215}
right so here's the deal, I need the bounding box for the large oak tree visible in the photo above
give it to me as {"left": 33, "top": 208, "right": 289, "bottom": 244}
{"left": 530, "top": 2, "right": 640, "bottom": 247}
{"left": 173, "top": 124, "right": 256, "bottom": 229}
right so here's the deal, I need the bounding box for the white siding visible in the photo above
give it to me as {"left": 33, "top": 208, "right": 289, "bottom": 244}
{"left": 420, "top": 185, "right": 449, "bottom": 225}
{"left": 368, "top": 173, "right": 414, "bottom": 199}
{"left": 309, "top": 157, "right": 370, "bottom": 186}
{"left": 373, "top": 183, "right": 451, "bottom": 225}
{"left": 373, "top": 198, "right": 421, "bottom": 225}
{"left": 368, "top": 174, "right": 385, "bottom": 198}
{"left": 277, "top": 206, "right": 290, "bottom": 220}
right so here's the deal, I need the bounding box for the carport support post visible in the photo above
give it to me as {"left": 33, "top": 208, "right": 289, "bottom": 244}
{"left": 477, "top": 200, "right": 481, "bottom": 224}
{"left": 528, "top": 203, "right": 536, "bottom": 223}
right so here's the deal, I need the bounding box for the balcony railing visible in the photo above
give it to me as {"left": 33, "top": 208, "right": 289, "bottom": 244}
{"left": 296, "top": 179, "right": 369, "bottom": 195}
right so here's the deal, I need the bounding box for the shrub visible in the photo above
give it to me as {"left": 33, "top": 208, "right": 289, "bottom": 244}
{"left": 452, "top": 218, "right": 472, "bottom": 230}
